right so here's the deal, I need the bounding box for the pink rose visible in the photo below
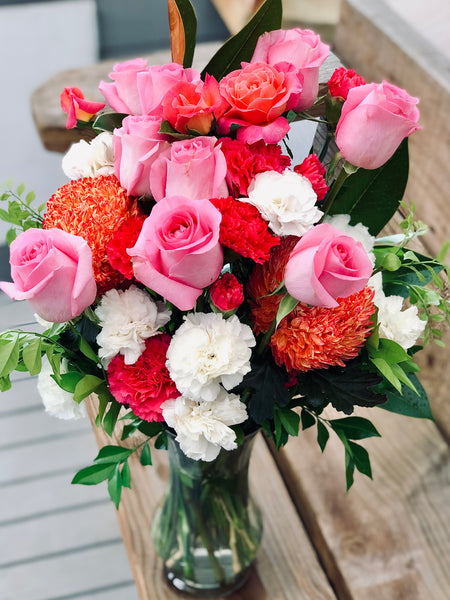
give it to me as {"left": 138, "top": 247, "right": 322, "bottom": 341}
{"left": 150, "top": 136, "right": 228, "bottom": 202}
{"left": 335, "top": 81, "right": 421, "bottom": 169}
{"left": 0, "top": 228, "right": 97, "bottom": 322}
{"left": 60, "top": 87, "right": 105, "bottom": 129}
{"left": 128, "top": 196, "right": 223, "bottom": 310}
{"left": 113, "top": 115, "right": 170, "bottom": 197}
{"left": 162, "top": 75, "right": 229, "bottom": 135}
{"left": 99, "top": 58, "right": 150, "bottom": 114}
{"left": 251, "top": 28, "right": 330, "bottom": 112}
{"left": 99, "top": 59, "right": 201, "bottom": 116}
{"left": 218, "top": 62, "right": 301, "bottom": 144}
{"left": 284, "top": 223, "right": 372, "bottom": 308}
{"left": 138, "top": 63, "right": 201, "bottom": 117}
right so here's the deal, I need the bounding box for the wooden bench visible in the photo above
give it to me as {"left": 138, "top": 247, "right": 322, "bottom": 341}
{"left": 31, "top": 43, "right": 450, "bottom": 600}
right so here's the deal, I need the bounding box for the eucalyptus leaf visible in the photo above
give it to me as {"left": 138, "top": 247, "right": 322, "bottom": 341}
{"left": 201, "top": 0, "right": 282, "bottom": 80}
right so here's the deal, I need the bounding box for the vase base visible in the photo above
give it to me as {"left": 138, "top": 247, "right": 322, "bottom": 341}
{"left": 164, "top": 564, "right": 252, "bottom": 598}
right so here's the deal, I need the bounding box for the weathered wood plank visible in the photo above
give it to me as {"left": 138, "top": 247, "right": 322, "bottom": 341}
{"left": 274, "top": 408, "right": 450, "bottom": 600}
{"left": 86, "top": 398, "right": 338, "bottom": 600}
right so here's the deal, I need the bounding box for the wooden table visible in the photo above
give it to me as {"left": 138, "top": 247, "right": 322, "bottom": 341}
{"left": 31, "top": 45, "right": 450, "bottom": 600}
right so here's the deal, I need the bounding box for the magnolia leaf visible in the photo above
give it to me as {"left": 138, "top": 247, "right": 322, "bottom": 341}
{"left": 328, "top": 139, "right": 409, "bottom": 235}
{"left": 380, "top": 374, "right": 433, "bottom": 419}
{"left": 107, "top": 466, "right": 122, "bottom": 509}
{"left": 140, "top": 442, "right": 152, "bottom": 466}
{"left": 300, "top": 409, "right": 315, "bottom": 430}
{"left": 317, "top": 421, "right": 329, "bottom": 452}
{"left": 92, "top": 113, "right": 127, "bottom": 133}
{"left": 348, "top": 441, "right": 373, "bottom": 479}
{"left": 201, "top": 0, "right": 282, "bottom": 80}
{"left": 277, "top": 406, "right": 300, "bottom": 436}
{"left": 329, "top": 416, "right": 381, "bottom": 440}
{"left": 168, "top": 0, "right": 197, "bottom": 68}
{"left": 121, "top": 461, "right": 131, "bottom": 488}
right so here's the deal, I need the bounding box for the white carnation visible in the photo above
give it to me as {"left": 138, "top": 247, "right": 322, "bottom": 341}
{"left": 37, "top": 357, "right": 86, "bottom": 420}
{"left": 162, "top": 389, "right": 248, "bottom": 461}
{"left": 370, "top": 273, "right": 426, "bottom": 350}
{"left": 62, "top": 132, "right": 115, "bottom": 179}
{"left": 324, "top": 213, "right": 376, "bottom": 264}
{"left": 166, "top": 313, "right": 256, "bottom": 402}
{"left": 95, "top": 285, "right": 171, "bottom": 366}
{"left": 244, "top": 169, "right": 322, "bottom": 236}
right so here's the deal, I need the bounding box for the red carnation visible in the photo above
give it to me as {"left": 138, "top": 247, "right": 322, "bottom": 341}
{"left": 107, "top": 334, "right": 179, "bottom": 422}
{"left": 107, "top": 214, "right": 146, "bottom": 279}
{"left": 327, "top": 67, "right": 366, "bottom": 100}
{"left": 294, "top": 154, "right": 329, "bottom": 201}
{"left": 210, "top": 272, "right": 244, "bottom": 312}
{"left": 220, "top": 137, "right": 291, "bottom": 197}
{"left": 211, "top": 196, "right": 280, "bottom": 263}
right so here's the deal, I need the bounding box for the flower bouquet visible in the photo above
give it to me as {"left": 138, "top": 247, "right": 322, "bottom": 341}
{"left": 0, "top": 0, "right": 449, "bottom": 596}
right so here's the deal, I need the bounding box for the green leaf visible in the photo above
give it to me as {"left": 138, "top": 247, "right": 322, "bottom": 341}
{"left": 201, "top": 0, "right": 282, "bottom": 80}
{"left": 107, "top": 466, "right": 122, "bottom": 509}
{"left": 242, "top": 360, "right": 290, "bottom": 424}
{"left": 380, "top": 374, "right": 433, "bottom": 419}
{"left": 57, "top": 371, "right": 84, "bottom": 393}
{"left": 95, "top": 391, "right": 110, "bottom": 428}
{"left": 93, "top": 445, "right": 133, "bottom": 464}
{"left": 277, "top": 406, "right": 300, "bottom": 436}
{"left": 78, "top": 337, "right": 99, "bottom": 363}
{"left": 140, "top": 441, "right": 152, "bottom": 466}
{"left": 348, "top": 441, "right": 373, "bottom": 479}
{"left": 300, "top": 409, "right": 315, "bottom": 430}
{"left": 155, "top": 431, "right": 168, "bottom": 450}
{"left": 159, "top": 120, "right": 193, "bottom": 140}
{"left": 345, "top": 449, "right": 355, "bottom": 490}
{"left": 329, "top": 416, "right": 381, "bottom": 440}
{"left": 103, "top": 401, "right": 122, "bottom": 437}
{"left": 0, "top": 336, "right": 20, "bottom": 377}
{"left": 328, "top": 140, "right": 409, "bottom": 235}
{"left": 92, "top": 112, "right": 127, "bottom": 133}
{"left": 73, "top": 374, "right": 104, "bottom": 403}
{"left": 71, "top": 463, "right": 116, "bottom": 485}
{"left": 317, "top": 421, "right": 329, "bottom": 452}
{"left": 16, "top": 183, "right": 25, "bottom": 196}
{"left": 22, "top": 337, "right": 42, "bottom": 376}
{"left": 275, "top": 293, "right": 298, "bottom": 329}
{"left": 121, "top": 460, "right": 131, "bottom": 488}
{"left": 170, "top": 0, "right": 197, "bottom": 68}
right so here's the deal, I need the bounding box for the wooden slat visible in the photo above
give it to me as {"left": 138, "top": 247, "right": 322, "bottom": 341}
{"left": 86, "top": 399, "right": 337, "bottom": 600}
{"left": 274, "top": 408, "right": 450, "bottom": 600}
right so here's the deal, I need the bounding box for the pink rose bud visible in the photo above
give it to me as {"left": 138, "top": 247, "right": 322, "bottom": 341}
{"left": 60, "top": 87, "right": 105, "bottom": 129}
{"left": 210, "top": 272, "right": 244, "bottom": 312}
{"left": 0, "top": 228, "right": 97, "bottom": 322}
{"left": 128, "top": 196, "right": 223, "bottom": 311}
{"left": 284, "top": 223, "right": 373, "bottom": 308}
{"left": 251, "top": 28, "right": 330, "bottom": 112}
{"left": 335, "top": 81, "right": 421, "bottom": 169}
{"left": 327, "top": 67, "right": 366, "bottom": 100}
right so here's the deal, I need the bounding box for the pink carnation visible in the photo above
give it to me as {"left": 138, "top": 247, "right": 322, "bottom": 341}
{"left": 221, "top": 138, "right": 291, "bottom": 197}
{"left": 107, "top": 334, "right": 179, "bottom": 422}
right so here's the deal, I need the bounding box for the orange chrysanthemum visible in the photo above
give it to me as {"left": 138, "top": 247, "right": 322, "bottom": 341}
{"left": 43, "top": 175, "right": 142, "bottom": 292}
{"left": 247, "top": 236, "right": 375, "bottom": 372}
{"left": 270, "top": 287, "right": 375, "bottom": 372}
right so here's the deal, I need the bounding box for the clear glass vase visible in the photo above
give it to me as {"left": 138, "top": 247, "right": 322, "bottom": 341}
{"left": 152, "top": 431, "right": 263, "bottom": 597}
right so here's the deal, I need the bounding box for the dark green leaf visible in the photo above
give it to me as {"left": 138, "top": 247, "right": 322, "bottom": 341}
{"left": 107, "top": 466, "right": 122, "bottom": 509}
{"left": 103, "top": 401, "right": 122, "bottom": 437}
{"left": 95, "top": 391, "right": 110, "bottom": 428}
{"left": 277, "top": 406, "right": 300, "bottom": 436}
{"left": 78, "top": 337, "right": 99, "bottom": 363}
{"left": 71, "top": 463, "right": 116, "bottom": 485}
{"left": 380, "top": 374, "right": 433, "bottom": 420}
{"left": 239, "top": 360, "right": 290, "bottom": 424}
{"left": 93, "top": 445, "right": 133, "bottom": 464}
{"left": 328, "top": 140, "right": 409, "bottom": 235}
{"left": 121, "top": 460, "right": 131, "bottom": 488}
{"left": 137, "top": 421, "right": 165, "bottom": 438}
{"left": 57, "top": 371, "right": 84, "bottom": 393}
{"left": 345, "top": 449, "right": 355, "bottom": 490}
{"left": 155, "top": 431, "right": 168, "bottom": 450}
{"left": 317, "top": 421, "right": 329, "bottom": 452}
{"left": 201, "top": 0, "right": 282, "bottom": 80}
{"left": 159, "top": 120, "right": 194, "bottom": 139}
{"left": 329, "top": 416, "right": 381, "bottom": 440}
{"left": 348, "top": 441, "right": 373, "bottom": 479}
{"left": 300, "top": 409, "right": 315, "bottom": 430}
{"left": 140, "top": 441, "right": 152, "bottom": 466}
{"left": 92, "top": 112, "right": 127, "bottom": 133}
